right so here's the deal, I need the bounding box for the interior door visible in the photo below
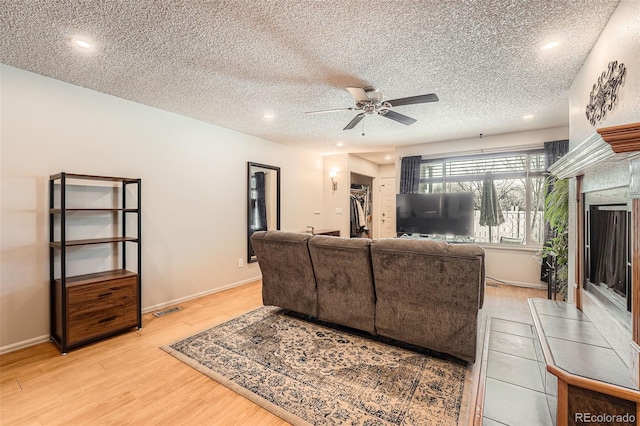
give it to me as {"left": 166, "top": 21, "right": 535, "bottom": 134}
{"left": 379, "top": 177, "right": 396, "bottom": 238}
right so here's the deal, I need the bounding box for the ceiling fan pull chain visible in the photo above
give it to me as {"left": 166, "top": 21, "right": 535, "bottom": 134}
{"left": 362, "top": 119, "right": 365, "bottom": 136}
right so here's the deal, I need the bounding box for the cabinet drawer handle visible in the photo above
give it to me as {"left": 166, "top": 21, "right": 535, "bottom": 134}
{"left": 98, "top": 315, "right": 116, "bottom": 324}
{"left": 98, "top": 292, "right": 113, "bottom": 298}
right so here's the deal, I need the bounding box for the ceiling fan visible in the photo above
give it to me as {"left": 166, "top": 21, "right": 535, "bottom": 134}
{"left": 305, "top": 86, "right": 439, "bottom": 130}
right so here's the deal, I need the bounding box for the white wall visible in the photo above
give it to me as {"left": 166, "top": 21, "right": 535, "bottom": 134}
{"left": 379, "top": 163, "right": 395, "bottom": 179}
{"left": 0, "top": 65, "right": 324, "bottom": 351}
{"left": 395, "top": 127, "right": 569, "bottom": 287}
{"left": 349, "top": 155, "right": 379, "bottom": 179}
{"left": 322, "top": 154, "right": 350, "bottom": 237}
{"left": 569, "top": 0, "right": 640, "bottom": 146}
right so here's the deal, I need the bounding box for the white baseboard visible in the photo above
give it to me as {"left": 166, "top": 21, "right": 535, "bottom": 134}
{"left": 0, "top": 334, "right": 50, "bottom": 355}
{"left": 486, "top": 276, "right": 547, "bottom": 290}
{"left": 0, "top": 276, "right": 262, "bottom": 355}
{"left": 143, "top": 276, "right": 261, "bottom": 314}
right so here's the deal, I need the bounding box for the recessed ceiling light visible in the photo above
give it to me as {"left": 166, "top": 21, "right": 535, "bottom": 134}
{"left": 72, "top": 38, "right": 93, "bottom": 49}
{"left": 523, "top": 114, "right": 535, "bottom": 120}
{"left": 541, "top": 41, "right": 560, "bottom": 50}
{"left": 336, "top": 142, "right": 344, "bottom": 147}
{"left": 384, "top": 155, "right": 392, "bottom": 161}
{"left": 263, "top": 113, "right": 275, "bottom": 119}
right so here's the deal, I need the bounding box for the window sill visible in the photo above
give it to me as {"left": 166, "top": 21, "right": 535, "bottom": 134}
{"left": 477, "top": 243, "right": 542, "bottom": 252}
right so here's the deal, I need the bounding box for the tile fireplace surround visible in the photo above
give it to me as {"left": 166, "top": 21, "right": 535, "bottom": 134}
{"left": 549, "top": 122, "right": 640, "bottom": 386}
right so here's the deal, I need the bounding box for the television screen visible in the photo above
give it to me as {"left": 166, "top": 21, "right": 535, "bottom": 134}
{"left": 396, "top": 192, "right": 474, "bottom": 236}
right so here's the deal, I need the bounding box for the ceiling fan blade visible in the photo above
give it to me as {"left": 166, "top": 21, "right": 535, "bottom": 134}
{"left": 385, "top": 93, "right": 439, "bottom": 107}
{"left": 379, "top": 109, "right": 417, "bottom": 125}
{"left": 305, "top": 107, "right": 356, "bottom": 114}
{"left": 343, "top": 113, "right": 366, "bottom": 130}
{"left": 346, "top": 87, "right": 371, "bottom": 103}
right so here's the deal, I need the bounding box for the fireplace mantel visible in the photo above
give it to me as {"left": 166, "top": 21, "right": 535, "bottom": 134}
{"left": 598, "top": 122, "right": 640, "bottom": 153}
{"left": 549, "top": 122, "right": 640, "bottom": 179}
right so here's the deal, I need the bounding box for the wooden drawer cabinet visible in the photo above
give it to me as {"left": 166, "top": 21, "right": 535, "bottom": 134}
{"left": 67, "top": 275, "right": 137, "bottom": 315}
{"left": 67, "top": 306, "right": 137, "bottom": 346}
{"left": 54, "top": 270, "right": 139, "bottom": 349}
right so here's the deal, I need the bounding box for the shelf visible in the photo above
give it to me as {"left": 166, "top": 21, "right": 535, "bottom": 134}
{"left": 50, "top": 208, "right": 139, "bottom": 213}
{"left": 55, "top": 269, "right": 137, "bottom": 288}
{"left": 50, "top": 237, "right": 138, "bottom": 248}
{"left": 49, "top": 172, "right": 142, "bottom": 353}
{"left": 49, "top": 173, "right": 139, "bottom": 183}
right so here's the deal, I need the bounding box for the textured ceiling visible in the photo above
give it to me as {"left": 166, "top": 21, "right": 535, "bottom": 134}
{"left": 0, "top": 0, "right": 620, "bottom": 162}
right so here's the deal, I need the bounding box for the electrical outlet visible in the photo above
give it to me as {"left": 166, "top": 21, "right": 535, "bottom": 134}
{"left": 238, "top": 258, "right": 244, "bottom": 268}
{"left": 335, "top": 207, "right": 343, "bottom": 214}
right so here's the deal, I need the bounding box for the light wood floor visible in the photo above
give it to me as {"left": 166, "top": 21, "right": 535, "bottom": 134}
{"left": 0, "top": 280, "right": 545, "bottom": 425}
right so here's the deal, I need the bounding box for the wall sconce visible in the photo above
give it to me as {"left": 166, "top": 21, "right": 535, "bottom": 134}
{"left": 329, "top": 168, "right": 338, "bottom": 192}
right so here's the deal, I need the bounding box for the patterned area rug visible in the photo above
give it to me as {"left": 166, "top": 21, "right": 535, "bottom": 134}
{"left": 162, "top": 306, "right": 469, "bottom": 425}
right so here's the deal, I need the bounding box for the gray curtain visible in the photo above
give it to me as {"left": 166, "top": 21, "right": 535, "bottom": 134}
{"left": 399, "top": 156, "right": 421, "bottom": 194}
{"left": 249, "top": 172, "right": 267, "bottom": 258}
{"left": 248, "top": 171, "right": 267, "bottom": 260}
{"left": 544, "top": 140, "right": 569, "bottom": 170}
{"left": 541, "top": 140, "right": 569, "bottom": 282}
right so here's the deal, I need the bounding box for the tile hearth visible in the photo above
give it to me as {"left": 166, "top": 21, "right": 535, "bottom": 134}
{"left": 481, "top": 318, "right": 553, "bottom": 426}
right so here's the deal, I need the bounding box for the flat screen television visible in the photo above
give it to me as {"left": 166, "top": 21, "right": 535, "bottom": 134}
{"left": 396, "top": 192, "right": 474, "bottom": 236}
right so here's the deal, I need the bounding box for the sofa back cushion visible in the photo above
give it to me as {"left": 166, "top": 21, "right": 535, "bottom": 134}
{"left": 250, "top": 230, "right": 318, "bottom": 317}
{"left": 309, "top": 235, "right": 376, "bottom": 334}
{"left": 370, "top": 238, "right": 485, "bottom": 363}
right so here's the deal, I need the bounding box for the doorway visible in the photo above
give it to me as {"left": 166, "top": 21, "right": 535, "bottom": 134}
{"left": 350, "top": 173, "right": 373, "bottom": 238}
{"left": 379, "top": 177, "right": 396, "bottom": 238}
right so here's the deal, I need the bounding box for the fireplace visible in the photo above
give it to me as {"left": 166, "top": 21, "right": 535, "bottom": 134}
{"left": 547, "top": 122, "right": 640, "bottom": 384}
{"left": 584, "top": 188, "right": 632, "bottom": 329}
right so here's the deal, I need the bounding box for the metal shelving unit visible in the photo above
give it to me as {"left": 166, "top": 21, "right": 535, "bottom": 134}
{"left": 49, "top": 172, "right": 142, "bottom": 353}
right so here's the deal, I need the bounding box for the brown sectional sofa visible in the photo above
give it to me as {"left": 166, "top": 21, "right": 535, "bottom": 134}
{"left": 250, "top": 230, "right": 485, "bottom": 363}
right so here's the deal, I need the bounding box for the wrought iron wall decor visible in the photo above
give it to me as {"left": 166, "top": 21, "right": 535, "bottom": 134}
{"left": 585, "top": 61, "right": 626, "bottom": 126}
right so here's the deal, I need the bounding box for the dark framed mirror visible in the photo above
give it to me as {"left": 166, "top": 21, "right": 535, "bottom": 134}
{"left": 247, "top": 162, "right": 281, "bottom": 263}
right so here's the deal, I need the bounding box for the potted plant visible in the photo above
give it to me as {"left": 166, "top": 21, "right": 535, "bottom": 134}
{"left": 541, "top": 175, "right": 569, "bottom": 300}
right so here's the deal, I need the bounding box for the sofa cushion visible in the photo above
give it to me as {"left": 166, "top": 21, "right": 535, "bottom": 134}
{"left": 250, "top": 230, "right": 318, "bottom": 317}
{"left": 370, "top": 238, "right": 485, "bottom": 363}
{"left": 309, "top": 235, "right": 376, "bottom": 334}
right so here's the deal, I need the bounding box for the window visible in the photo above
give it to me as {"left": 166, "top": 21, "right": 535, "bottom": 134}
{"left": 419, "top": 150, "right": 545, "bottom": 245}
